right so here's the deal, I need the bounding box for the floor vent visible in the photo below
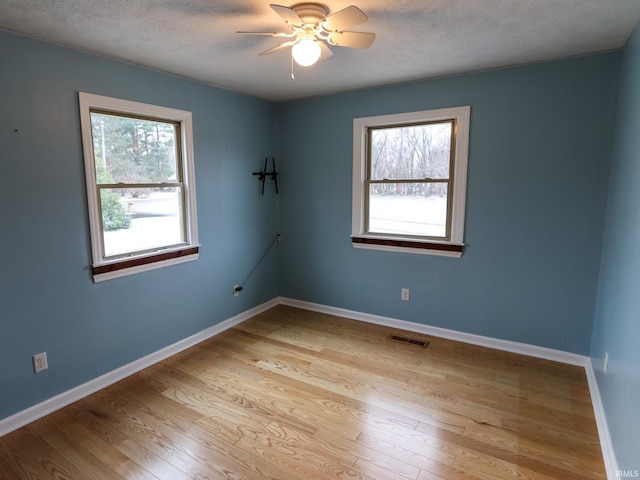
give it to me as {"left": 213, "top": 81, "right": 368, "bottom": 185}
{"left": 388, "top": 335, "right": 430, "bottom": 348}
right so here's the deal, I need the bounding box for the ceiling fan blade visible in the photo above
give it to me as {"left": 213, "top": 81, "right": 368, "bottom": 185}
{"left": 259, "top": 40, "right": 295, "bottom": 56}
{"left": 328, "top": 31, "right": 375, "bottom": 49}
{"left": 237, "top": 31, "right": 294, "bottom": 37}
{"left": 270, "top": 4, "right": 304, "bottom": 28}
{"left": 319, "top": 42, "right": 333, "bottom": 62}
{"left": 322, "top": 5, "right": 368, "bottom": 32}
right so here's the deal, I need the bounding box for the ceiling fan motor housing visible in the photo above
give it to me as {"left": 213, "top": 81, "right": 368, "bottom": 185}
{"left": 291, "top": 3, "right": 328, "bottom": 25}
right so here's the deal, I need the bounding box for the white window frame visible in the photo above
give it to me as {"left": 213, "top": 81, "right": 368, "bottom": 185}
{"left": 352, "top": 106, "right": 470, "bottom": 257}
{"left": 79, "top": 92, "right": 199, "bottom": 282}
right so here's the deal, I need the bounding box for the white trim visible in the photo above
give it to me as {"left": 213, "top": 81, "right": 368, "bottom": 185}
{"left": 279, "top": 297, "right": 586, "bottom": 365}
{"left": 351, "top": 239, "right": 463, "bottom": 258}
{"left": 1, "top": 294, "right": 618, "bottom": 478}
{"left": 93, "top": 250, "right": 199, "bottom": 283}
{"left": 585, "top": 359, "right": 619, "bottom": 480}
{"left": 352, "top": 106, "right": 470, "bottom": 257}
{"left": 78, "top": 92, "right": 199, "bottom": 282}
{"left": 0, "top": 298, "right": 278, "bottom": 437}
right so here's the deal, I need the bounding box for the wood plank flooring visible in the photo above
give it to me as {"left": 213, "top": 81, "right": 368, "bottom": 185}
{"left": 0, "top": 305, "right": 606, "bottom": 479}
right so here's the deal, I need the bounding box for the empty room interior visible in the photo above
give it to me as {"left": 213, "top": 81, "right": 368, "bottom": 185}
{"left": 1, "top": 1, "right": 640, "bottom": 479}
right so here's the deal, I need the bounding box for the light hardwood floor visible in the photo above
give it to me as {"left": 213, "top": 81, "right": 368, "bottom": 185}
{"left": 0, "top": 305, "right": 605, "bottom": 479}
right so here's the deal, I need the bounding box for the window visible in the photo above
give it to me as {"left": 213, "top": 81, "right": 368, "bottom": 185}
{"left": 352, "top": 106, "right": 470, "bottom": 257}
{"left": 79, "top": 93, "right": 199, "bottom": 281}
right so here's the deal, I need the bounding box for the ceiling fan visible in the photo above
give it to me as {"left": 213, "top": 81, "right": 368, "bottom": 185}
{"left": 238, "top": 3, "right": 375, "bottom": 70}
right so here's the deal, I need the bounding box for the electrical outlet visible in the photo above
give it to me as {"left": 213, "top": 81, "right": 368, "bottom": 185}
{"left": 401, "top": 288, "right": 410, "bottom": 301}
{"left": 33, "top": 352, "right": 48, "bottom": 373}
{"left": 233, "top": 285, "right": 243, "bottom": 297}
{"left": 604, "top": 352, "right": 609, "bottom": 374}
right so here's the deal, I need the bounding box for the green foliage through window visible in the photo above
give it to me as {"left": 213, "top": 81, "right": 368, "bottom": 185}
{"left": 101, "top": 190, "right": 131, "bottom": 231}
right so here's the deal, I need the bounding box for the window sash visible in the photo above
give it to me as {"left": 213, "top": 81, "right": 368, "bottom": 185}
{"left": 90, "top": 109, "right": 183, "bottom": 185}
{"left": 95, "top": 182, "right": 188, "bottom": 260}
{"left": 364, "top": 120, "right": 456, "bottom": 242}
{"left": 89, "top": 110, "right": 187, "bottom": 261}
{"left": 364, "top": 179, "right": 452, "bottom": 241}
{"left": 97, "top": 182, "right": 183, "bottom": 188}
{"left": 366, "top": 120, "right": 454, "bottom": 181}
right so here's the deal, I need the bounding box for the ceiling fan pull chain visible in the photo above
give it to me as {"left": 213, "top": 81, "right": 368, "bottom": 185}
{"left": 291, "top": 54, "right": 295, "bottom": 80}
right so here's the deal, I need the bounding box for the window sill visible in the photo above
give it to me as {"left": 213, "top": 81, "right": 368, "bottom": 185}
{"left": 92, "top": 246, "right": 199, "bottom": 282}
{"left": 351, "top": 236, "right": 463, "bottom": 257}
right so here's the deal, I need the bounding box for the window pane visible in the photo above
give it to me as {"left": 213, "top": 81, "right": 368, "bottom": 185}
{"left": 90, "top": 112, "right": 178, "bottom": 184}
{"left": 368, "top": 183, "right": 448, "bottom": 238}
{"left": 100, "top": 187, "right": 185, "bottom": 257}
{"left": 370, "top": 122, "right": 452, "bottom": 180}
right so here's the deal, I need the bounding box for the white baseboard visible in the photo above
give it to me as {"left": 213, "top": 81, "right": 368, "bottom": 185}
{"left": 278, "top": 296, "right": 618, "bottom": 479}
{"left": 1, "top": 295, "right": 619, "bottom": 480}
{"left": 278, "top": 297, "right": 588, "bottom": 366}
{"left": 584, "top": 360, "right": 619, "bottom": 480}
{"left": 0, "top": 297, "right": 279, "bottom": 437}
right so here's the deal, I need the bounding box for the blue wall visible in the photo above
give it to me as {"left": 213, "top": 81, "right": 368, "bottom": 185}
{"left": 0, "top": 30, "right": 279, "bottom": 419}
{"left": 591, "top": 23, "right": 640, "bottom": 472}
{"left": 277, "top": 54, "right": 619, "bottom": 355}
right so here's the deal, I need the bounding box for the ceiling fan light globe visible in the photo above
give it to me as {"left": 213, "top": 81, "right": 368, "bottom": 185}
{"left": 292, "top": 39, "right": 321, "bottom": 66}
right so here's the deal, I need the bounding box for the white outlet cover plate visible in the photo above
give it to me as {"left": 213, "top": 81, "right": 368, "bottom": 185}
{"left": 33, "top": 352, "right": 48, "bottom": 373}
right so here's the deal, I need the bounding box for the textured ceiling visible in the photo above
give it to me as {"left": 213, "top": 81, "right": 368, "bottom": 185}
{"left": 1, "top": 0, "right": 640, "bottom": 101}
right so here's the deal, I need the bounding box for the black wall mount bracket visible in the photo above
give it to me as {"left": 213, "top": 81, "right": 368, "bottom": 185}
{"left": 253, "top": 157, "right": 279, "bottom": 195}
